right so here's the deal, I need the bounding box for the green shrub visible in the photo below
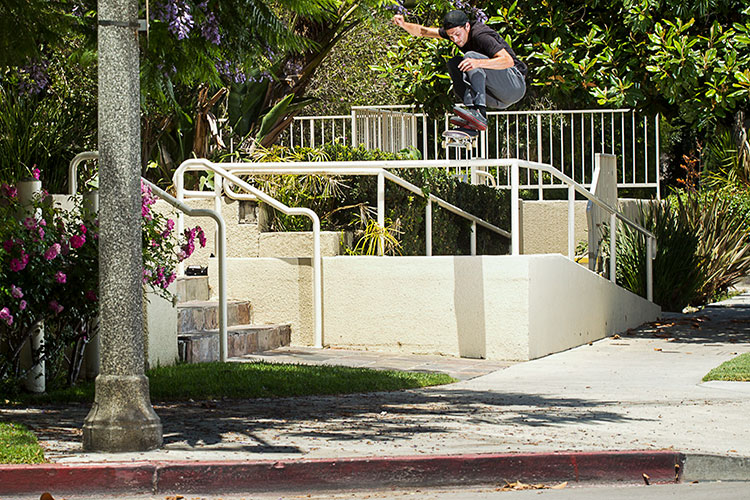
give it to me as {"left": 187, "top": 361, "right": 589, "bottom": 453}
{"left": 247, "top": 142, "right": 511, "bottom": 255}
{"left": 614, "top": 200, "right": 703, "bottom": 312}
{"left": 674, "top": 187, "right": 750, "bottom": 305}
{"left": 614, "top": 185, "right": 750, "bottom": 311}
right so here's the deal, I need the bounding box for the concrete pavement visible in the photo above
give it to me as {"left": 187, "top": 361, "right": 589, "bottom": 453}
{"left": 1, "top": 292, "right": 749, "bottom": 496}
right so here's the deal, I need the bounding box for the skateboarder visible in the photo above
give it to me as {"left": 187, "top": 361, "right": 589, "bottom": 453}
{"left": 392, "top": 9, "right": 526, "bottom": 132}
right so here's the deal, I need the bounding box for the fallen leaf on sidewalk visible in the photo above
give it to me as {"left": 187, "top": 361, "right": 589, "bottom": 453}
{"left": 40, "top": 494, "right": 55, "bottom": 500}
{"left": 642, "top": 473, "right": 651, "bottom": 485}
{"left": 165, "top": 496, "right": 184, "bottom": 500}
{"left": 654, "top": 348, "right": 662, "bottom": 351}
{"left": 612, "top": 334, "right": 621, "bottom": 339}
{"left": 500, "top": 480, "right": 567, "bottom": 491}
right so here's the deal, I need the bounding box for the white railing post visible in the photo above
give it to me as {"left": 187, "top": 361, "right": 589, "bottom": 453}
{"left": 537, "top": 114, "right": 543, "bottom": 200}
{"left": 655, "top": 114, "right": 661, "bottom": 200}
{"left": 511, "top": 161, "right": 520, "bottom": 255}
{"left": 312, "top": 216, "right": 323, "bottom": 348}
{"left": 647, "top": 236, "right": 654, "bottom": 302}
{"left": 351, "top": 109, "right": 357, "bottom": 147}
{"left": 470, "top": 222, "right": 477, "bottom": 256}
{"left": 609, "top": 212, "right": 617, "bottom": 283}
{"left": 568, "top": 185, "right": 575, "bottom": 259}
{"left": 426, "top": 198, "right": 433, "bottom": 256}
{"left": 377, "top": 170, "right": 385, "bottom": 256}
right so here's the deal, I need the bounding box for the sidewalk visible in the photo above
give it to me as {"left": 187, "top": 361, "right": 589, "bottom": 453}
{"left": 2, "top": 292, "right": 750, "bottom": 495}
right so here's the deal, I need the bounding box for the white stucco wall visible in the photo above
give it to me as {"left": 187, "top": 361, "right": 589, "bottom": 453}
{"left": 209, "top": 254, "right": 660, "bottom": 361}
{"left": 143, "top": 285, "right": 179, "bottom": 369}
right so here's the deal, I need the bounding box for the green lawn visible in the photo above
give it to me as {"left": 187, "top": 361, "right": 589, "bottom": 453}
{"left": 9, "top": 361, "right": 456, "bottom": 405}
{"left": 0, "top": 422, "right": 47, "bottom": 464}
{"left": 703, "top": 352, "right": 750, "bottom": 382}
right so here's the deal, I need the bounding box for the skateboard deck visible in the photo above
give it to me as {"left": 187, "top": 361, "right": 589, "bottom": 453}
{"left": 442, "top": 129, "right": 478, "bottom": 149}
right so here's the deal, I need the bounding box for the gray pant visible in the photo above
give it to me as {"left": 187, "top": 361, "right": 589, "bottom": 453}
{"left": 447, "top": 51, "right": 526, "bottom": 109}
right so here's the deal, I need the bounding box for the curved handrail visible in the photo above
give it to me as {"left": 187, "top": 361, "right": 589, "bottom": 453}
{"left": 69, "top": 152, "right": 230, "bottom": 362}
{"left": 68, "top": 151, "right": 99, "bottom": 195}
{"left": 175, "top": 159, "right": 324, "bottom": 349}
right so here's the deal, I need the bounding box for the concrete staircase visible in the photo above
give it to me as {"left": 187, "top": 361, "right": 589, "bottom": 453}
{"left": 176, "top": 276, "right": 291, "bottom": 363}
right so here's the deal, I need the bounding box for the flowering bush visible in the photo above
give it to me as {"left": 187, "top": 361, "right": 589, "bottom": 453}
{"left": 0, "top": 179, "right": 205, "bottom": 392}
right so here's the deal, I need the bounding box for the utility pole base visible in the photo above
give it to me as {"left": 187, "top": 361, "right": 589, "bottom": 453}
{"left": 82, "top": 374, "right": 162, "bottom": 452}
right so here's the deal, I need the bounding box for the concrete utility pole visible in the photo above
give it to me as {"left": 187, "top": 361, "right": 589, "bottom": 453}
{"left": 83, "top": 0, "right": 163, "bottom": 451}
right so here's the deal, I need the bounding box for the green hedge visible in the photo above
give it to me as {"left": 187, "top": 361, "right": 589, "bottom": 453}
{"left": 250, "top": 143, "right": 510, "bottom": 255}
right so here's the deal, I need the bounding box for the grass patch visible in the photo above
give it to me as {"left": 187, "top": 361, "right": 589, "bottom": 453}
{"left": 703, "top": 352, "right": 750, "bottom": 382}
{"left": 0, "top": 422, "right": 47, "bottom": 464}
{"left": 8, "top": 362, "right": 456, "bottom": 405}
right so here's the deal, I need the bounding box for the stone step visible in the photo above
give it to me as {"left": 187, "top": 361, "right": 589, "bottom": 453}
{"left": 176, "top": 275, "right": 210, "bottom": 302}
{"left": 177, "top": 300, "right": 252, "bottom": 333}
{"left": 178, "top": 324, "right": 291, "bottom": 363}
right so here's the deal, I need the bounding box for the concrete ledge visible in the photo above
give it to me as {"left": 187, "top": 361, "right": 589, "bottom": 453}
{"left": 682, "top": 454, "right": 750, "bottom": 482}
{"left": 211, "top": 255, "right": 660, "bottom": 360}
{"left": 0, "top": 451, "right": 683, "bottom": 496}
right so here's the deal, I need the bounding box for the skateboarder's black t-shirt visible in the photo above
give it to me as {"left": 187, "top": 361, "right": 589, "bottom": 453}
{"left": 439, "top": 21, "right": 527, "bottom": 77}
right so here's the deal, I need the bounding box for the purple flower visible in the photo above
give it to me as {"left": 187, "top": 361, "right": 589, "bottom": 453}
{"left": 200, "top": 11, "right": 221, "bottom": 44}
{"left": 23, "top": 218, "right": 36, "bottom": 230}
{"left": 10, "top": 285, "right": 23, "bottom": 299}
{"left": 155, "top": 0, "right": 194, "bottom": 40}
{"left": 18, "top": 59, "right": 49, "bottom": 96}
{"left": 32, "top": 167, "right": 41, "bottom": 180}
{"left": 44, "top": 243, "right": 61, "bottom": 260}
{"left": 48, "top": 300, "right": 64, "bottom": 315}
{"left": 2, "top": 239, "right": 13, "bottom": 251}
{"left": 55, "top": 271, "right": 67, "bottom": 283}
{"left": 19, "top": 300, "right": 27, "bottom": 311}
{"left": 38, "top": 227, "right": 45, "bottom": 239}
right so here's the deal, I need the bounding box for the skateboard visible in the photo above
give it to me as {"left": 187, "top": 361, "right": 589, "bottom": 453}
{"left": 442, "top": 129, "right": 478, "bottom": 150}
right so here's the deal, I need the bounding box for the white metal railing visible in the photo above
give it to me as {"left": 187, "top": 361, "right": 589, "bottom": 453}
{"left": 279, "top": 107, "right": 661, "bottom": 198}
{"left": 176, "top": 158, "right": 655, "bottom": 299}
{"left": 69, "top": 152, "right": 230, "bottom": 362}
{"left": 174, "top": 159, "right": 324, "bottom": 348}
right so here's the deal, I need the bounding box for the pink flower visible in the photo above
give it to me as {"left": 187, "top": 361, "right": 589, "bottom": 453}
{"left": 1, "top": 184, "right": 17, "bottom": 199}
{"left": 23, "top": 217, "right": 36, "bottom": 230}
{"left": 197, "top": 228, "right": 206, "bottom": 248}
{"left": 70, "top": 234, "right": 86, "bottom": 249}
{"left": 177, "top": 249, "right": 187, "bottom": 261}
{"left": 10, "top": 285, "right": 23, "bottom": 299}
{"left": 3, "top": 239, "right": 14, "bottom": 251}
{"left": 44, "top": 243, "right": 61, "bottom": 260}
{"left": 48, "top": 300, "right": 64, "bottom": 315}
{"left": 0, "top": 307, "right": 13, "bottom": 326}
{"left": 37, "top": 227, "right": 45, "bottom": 239}
{"left": 55, "top": 271, "right": 67, "bottom": 283}
{"left": 10, "top": 254, "right": 29, "bottom": 272}
{"left": 79, "top": 224, "right": 87, "bottom": 234}
{"left": 19, "top": 300, "right": 27, "bottom": 311}
{"left": 31, "top": 167, "right": 41, "bottom": 180}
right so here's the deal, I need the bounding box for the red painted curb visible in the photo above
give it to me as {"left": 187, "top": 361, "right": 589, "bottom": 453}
{"left": 155, "top": 451, "right": 682, "bottom": 494}
{"left": 0, "top": 451, "right": 682, "bottom": 496}
{"left": 0, "top": 463, "right": 155, "bottom": 496}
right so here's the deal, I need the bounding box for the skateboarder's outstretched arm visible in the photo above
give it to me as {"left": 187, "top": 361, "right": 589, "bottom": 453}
{"left": 392, "top": 15, "right": 442, "bottom": 39}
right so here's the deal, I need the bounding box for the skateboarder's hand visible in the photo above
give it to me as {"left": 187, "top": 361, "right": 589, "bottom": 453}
{"left": 458, "top": 58, "right": 482, "bottom": 72}
{"left": 392, "top": 15, "right": 405, "bottom": 28}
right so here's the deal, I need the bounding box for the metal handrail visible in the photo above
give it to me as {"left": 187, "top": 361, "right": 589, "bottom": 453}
{"left": 68, "top": 152, "right": 230, "bottom": 362}
{"left": 174, "top": 159, "right": 324, "bottom": 348}
{"left": 175, "top": 158, "right": 655, "bottom": 302}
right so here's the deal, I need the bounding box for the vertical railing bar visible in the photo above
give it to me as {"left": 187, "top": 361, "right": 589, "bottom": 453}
{"left": 655, "top": 114, "right": 661, "bottom": 199}
{"left": 568, "top": 185, "right": 575, "bottom": 260}
{"left": 537, "top": 114, "right": 543, "bottom": 199}
{"left": 621, "top": 112, "right": 626, "bottom": 183}
{"left": 632, "top": 111, "right": 636, "bottom": 185}
{"left": 426, "top": 198, "right": 433, "bottom": 256}
{"left": 609, "top": 212, "right": 617, "bottom": 283}
{"left": 644, "top": 114, "right": 648, "bottom": 187}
